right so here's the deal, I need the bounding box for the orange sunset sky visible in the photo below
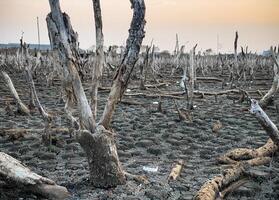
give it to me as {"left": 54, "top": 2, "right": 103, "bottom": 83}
{"left": 0, "top": 0, "right": 278, "bottom": 53}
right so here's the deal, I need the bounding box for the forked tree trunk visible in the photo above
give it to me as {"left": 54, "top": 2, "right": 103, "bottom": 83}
{"left": 90, "top": 0, "right": 105, "bottom": 119}
{"left": 0, "top": 152, "right": 69, "bottom": 200}
{"left": 1, "top": 71, "right": 30, "bottom": 115}
{"left": 46, "top": 0, "right": 146, "bottom": 188}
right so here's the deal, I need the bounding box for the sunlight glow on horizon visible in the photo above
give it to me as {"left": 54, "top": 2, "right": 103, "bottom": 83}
{"left": 0, "top": 0, "right": 278, "bottom": 53}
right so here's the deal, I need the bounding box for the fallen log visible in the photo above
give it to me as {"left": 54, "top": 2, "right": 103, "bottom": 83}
{"left": 194, "top": 157, "right": 271, "bottom": 200}
{"left": 0, "top": 152, "right": 70, "bottom": 199}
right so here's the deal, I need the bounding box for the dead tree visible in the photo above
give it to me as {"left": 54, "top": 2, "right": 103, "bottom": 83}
{"left": 47, "top": 0, "right": 95, "bottom": 132}
{"left": 139, "top": 45, "right": 151, "bottom": 89}
{"left": 47, "top": 0, "right": 146, "bottom": 188}
{"left": 259, "top": 47, "right": 279, "bottom": 107}
{"left": 90, "top": 0, "right": 105, "bottom": 118}
{"left": 229, "top": 31, "right": 239, "bottom": 87}
{"left": 188, "top": 45, "right": 197, "bottom": 109}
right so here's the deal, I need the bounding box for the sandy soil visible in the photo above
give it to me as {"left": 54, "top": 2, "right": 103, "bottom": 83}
{"left": 0, "top": 70, "right": 279, "bottom": 200}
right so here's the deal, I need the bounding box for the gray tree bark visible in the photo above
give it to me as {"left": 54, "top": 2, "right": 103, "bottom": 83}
{"left": 90, "top": 0, "right": 105, "bottom": 119}
{"left": 47, "top": 0, "right": 95, "bottom": 132}
{"left": 46, "top": 0, "right": 146, "bottom": 188}
{"left": 99, "top": 0, "right": 146, "bottom": 129}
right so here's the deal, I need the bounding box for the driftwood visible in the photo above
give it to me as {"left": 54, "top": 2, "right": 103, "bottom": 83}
{"left": 1, "top": 71, "right": 30, "bottom": 115}
{"left": 0, "top": 152, "right": 69, "bottom": 199}
{"left": 195, "top": 99, "right": 278, "bottom": 200}
{"left": 168, "top": 160, "right": 184, "bottom": 181}
{"left": 194, "top": 157, "right": 271, "bottom": 200}
{"left": 212, "top": 120, "right": 222, "bottom": 135}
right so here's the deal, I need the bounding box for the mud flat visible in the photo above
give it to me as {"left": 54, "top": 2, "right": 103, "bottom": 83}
{"left": 0, "top": 72, "right": 278, "bottom": 200}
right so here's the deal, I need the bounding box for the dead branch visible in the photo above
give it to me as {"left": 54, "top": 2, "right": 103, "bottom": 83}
{"left": 1, "top": 71, "right": 30, "bottom": 115}
{"left": 99, "top": 0, "right": 146, "bottom": 129}
{"left": 250, "top": 99, "right": 279, "bottom": 146}
{"left": 90, "top": 0, "right": 105, "bottom": 119}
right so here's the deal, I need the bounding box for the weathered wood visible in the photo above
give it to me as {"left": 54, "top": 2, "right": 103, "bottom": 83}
{"left": 90, "top": 0, "right": 105, "bottom": 119}
{"left": 218, "top": 139, "right": 277, "bottom": 164}
{"left": 99, "top": 0, "right": 146, "bottom": 129}
{"left": 0, "top": 152, "right": 69, "bottom": 199}
{"left": 195, "top": 99, "right": 278, "bottom": 200}
{"left": 47, "top": 0, "right": 95, "bottom": 132}
{"left": 250, "top": 99, "right": 279, "bottom": 146}
{"left": 168, "top": 160, "right": 184, "bottom": 181}
{"left": 1, "top": 71, "right": 30, "bottom": 115}
{"left": 259, "top": 48, "right": 279, "bottom": 107}
{"left": 194, "top": 157, "right": 271, "bottom": 200}
{"left": 25, "top": 69, "right": 54, "bottom": 144}
{"left": 140, "top": 45, "right": 151, "bottom": 90}
{"left": 76, "top": 127, "right": 125, "bottom": 188}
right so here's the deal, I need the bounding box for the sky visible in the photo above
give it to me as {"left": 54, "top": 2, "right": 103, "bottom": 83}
{"left": 0, "top": 0, "right": 278, "bottom": 53}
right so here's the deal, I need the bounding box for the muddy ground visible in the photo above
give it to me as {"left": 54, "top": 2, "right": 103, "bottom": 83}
{"left": 0, "top": 68, "right": 279, "bottom": 200}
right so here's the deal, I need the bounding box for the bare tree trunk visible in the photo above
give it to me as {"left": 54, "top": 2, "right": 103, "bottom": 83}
{"left": 90, "top": 0, "right": 105, "bottom": 119}
{"left": 0, "top": 152, "right": 69, "bottom": 200}
{"left": 25, "top": 69, "right": 53, "bottom": 144}
{"left": 259, "top": 47, "right": 279, "bottom": 107}
{"left": 99, "top": 0, "right": 146, "bottom": 129}
{"left": 46, "top": 0, "right": 146, "bottom": 188}
{"left": 47, "top": 0, "right": 95, "bottom": 132}
{"left": 1, "top": 71, "right": 30, "bottom": 115}
{"left": 77, "top": 127, "right": 125, "bottom": 188}
{"left": 188, "top": 45, "right": 197, "bottom": 109}
{"left": 140, "top": 45, "right": 151, "bottom": 90}
{"left": 230, "top": 31, "right": 238, "bottom": 87}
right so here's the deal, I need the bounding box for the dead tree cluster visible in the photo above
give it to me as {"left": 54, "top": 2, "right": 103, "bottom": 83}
{"left": 0, "top": 1, "right": 278, "bottom": 200}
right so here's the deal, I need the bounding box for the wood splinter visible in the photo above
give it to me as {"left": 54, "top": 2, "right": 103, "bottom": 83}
{"left": 168, "top": 160, "right": 184, "bottom": 181}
